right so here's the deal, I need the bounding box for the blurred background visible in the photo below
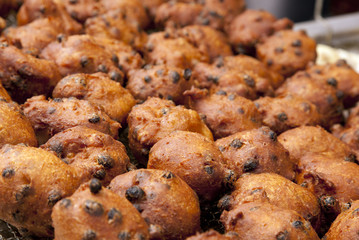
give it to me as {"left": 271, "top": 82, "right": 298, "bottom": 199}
{"left": 246, "top": 0, "right": 359, "bottom": 53}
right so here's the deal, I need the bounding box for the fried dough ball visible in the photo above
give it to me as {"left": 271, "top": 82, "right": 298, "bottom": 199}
{"left": 62, "top": 0, "right": 104, "bottom": 23}
{"left": 257, "top": 30, "right": 317, "bottom": 77}
{"left": 3, "top": 17, "right": 79, "bottom": 56}
{"left": 155, "top": 2, "right": 203, "bottom": 29}
{"left": 176, "top": 25, "right": 233, "bottom": 62}
{"left": 52, "top": 180, "right": 150, "bottom": 240}
{"left": 23, "top": 96, "right": 121, "bottom": 142}
{"left": 155, "top": 0, "right": 245, "bottom": 30}
{"left": 41, "top": 126, "right": 130, "bottom": 185}
{"left": 40, "top": 35, "right": 125, "bottom": 81}
{"left": 276, "top": 71, "right": 343, "bottom": 128}
{"left": 148, "top": 131, "right": 231, "bottom": 202}
{"left": 145, "top": 32, "right": 209, "bottom": 69}
{"left": 215, "top": 127, "right": 295, "bottom": 180}
{"left": 0, "top": 100, "right": 37, "bottom": 148}
{"left": 0, "top": 17, "right": 5, "bottom": 32}
{"left": 0, "top": 144, "right": 82, "bottom": 237}
{"left": 192, "top": 55, "right": 282, "bottom": 96}
{"left": 296, "top": 154, "right": 359, "bottom": 208}
{"left": 344, "top": 104, "right": 359, "bottom": 127}
{"left": 227, "top": 9, "right": 293, "bottom": 55}
{"left": 307, "top": 60, "right": 359, "bottom": 108}
{"left": 0, "top": 44, "right": 62, "bottom": 103}
{"left": 254, "top": 95, "right": 321, "bottom": 134}
{"left": 16, "top": 0, "right": 82, "bottom": 34}
{"left": 221, "top": 173, "right": 321, "bottom": 229}
{"left": 126, "top": 65, "right": 193, "bottom": 104}
{"left": 324, "top": 200, "right": 359, "bottom": 240}
{"left": 53, "top": 73, "right": 136, "bottom": 123}
{"left": 101, "top": 0, "right": 150, "bottom": 29}
{"left": 85, "top": 10, "right": 147, "bottom": 50}
{"left": 109, "top": 169, "right": 201, "bottom": 239}
{"left": 127, "top": 97, "right": 213, "bottom": 163}
{"left": 92, "top": 37, "right": 143, "bottom": 76}
{"left": 278, "top": 126, "right": 356, "bottom": 162}
{"left": 185, "top": 88, "right": 262, "bottom": 139}
{"left": 220, "top": 202, "right": 320, "bottom": 240}
{"left": 186, "top": 230, "right": 240, "bottom": 240}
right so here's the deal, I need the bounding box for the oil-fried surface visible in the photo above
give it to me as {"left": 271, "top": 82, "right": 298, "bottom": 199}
{"left": 0, "top": 144, "right": 82, "bottom": 237}
{"left": 52, "top": 181, "right": 149, "bottom": 240}
{"left": 0, "top": 45, "right": 62, "bottom": 103}
{"left": 185, "top": 88, "right": 262, "bottom": 139}
{"left": 221, "top": 202, "right": 320, "bottom": 240}
{"left": 127, "top": 97, "right": 213, "bottom": 163}
{"left": 324, "top": 200, "right": 359, "bottom": 240}
{"left": 109, "top": 169, "right": 201, "bottom": 240}
{"left": 53, "top": 73, "right": 136, "bottom": 123}
{"left": 0, "top": 100, "right": 37, "bottom": 148}
{"left": 127, "top": 65, "right": 193, "bottom": 104}
{"left": 224, "top": 173, "right": 321, "bottom": 230}
{"left": 23, "top": 96, "right": 121, "bottom": 141}
{"left": 254, "top": 95, "right": 321, "bottom": 134}
{"left": 186, "top": 229, "right": 240, "bottom": 240}
{"left": 41, "top": 126, "right": 130, "bottom": 185}
{"left": 227, "top": 9, "right": 293, "bottom": 54}
{"left": 148, "top": 131, "right": 228, "bottom": 202}
{"left": 276, "top": 71, "right": 343, "bottom": 129}
{"left": 215, "top": 127, "right": 295, "bottom": 180}
{"left": 257, "top": 30, "right": 317, "bottom": 77}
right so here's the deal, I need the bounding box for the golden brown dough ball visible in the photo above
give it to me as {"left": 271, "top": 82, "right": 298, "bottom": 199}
{"left": 85, "top": 10, "right": 147, "bottom": 50}
{"left": 192, "top": 55, "right": 282, "bottom": 96}
{"left": 101, "top": 0, "right": 150, "bottom": 29}
{"left": 186, "top": 230, "right": 240, "bottom": 240}
{"left": 4, "top": 17, "right": 69, "bottom": 56}
{"left": 185, "top": 88, "right": 262, "bottom": 139}
{"left": 332, "top": 125, "right": 359, "bottom": 157}
{"left": 41, "top": 126, "right": 130, "bottom": 185}
{"left": 227, "top": 9, "right": 293, "bottom": 55}
{"left": 215, "top": 127, "right": 295, "bottom": 180}
{"left": 254, "top": 95, "right": 321, "bottom": 134}
{"left": 257, "top": 30, "right": 317, "bottom": 77}
{"left": 176, "top": 25, "right": 233, "bottom": 62}
{"left": 220, "top": 202, "right": 320, "bottom": 240}
{"left": 53, "top": 73, "right": 136, "bottom": 123}
{"left": 0, "top": 100, "right": 37, "bottom": 148}
{"left": 323, "top": 200, "right": 359, "bottom": 240}
{"left": 276, "top": 71, "right": 343, "bottom": 129}
{"left": 296, "top": 154, "right": 359, "bottom": 209}
{"left": 40, "top": 35, "right": 125, "bottom": 81}
{"left": 0, "top": 144, "right": 82, "bottom": 237}
{"left": 145, "top": 32, "right": 209, "bottom": 69}
{"left": 16, "top": 0, "right": 82, "bottom": 34}
{"left": 155, "top": 2, "right": 203, "bottom": 29}
{"left": 221, "top": 173, "right": 321, "bottom": 230}
{"left": 92, "top": 37, "right": 144, "bottom": 76}
{"left": 307, "top": 60, "right": 359, "bottom": 108}
{"left": 0, "top": 44, "right": 62, "bottom": 103}
{"left": 127, "top": 97, "right": 213, "bottom": 164}
{"left": 52, "top": 180, "right": 150, "bottom": 240}
{"left": 62, "top": 0, "right": 104, "bottom": 23}
{"left": 148, "top": 131, "right": 231, "bottom": 202}
{"left": 126, "top": 65, "right": 193, "bottom": 104}
{"left": 108, "top": 169, "right": 201, "bottom": 240}
{"left": 23, "top": 96, "right": 121, "bottom": 142}
{"left": 278, "top": 126, "right": 356, "bottom": 163}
